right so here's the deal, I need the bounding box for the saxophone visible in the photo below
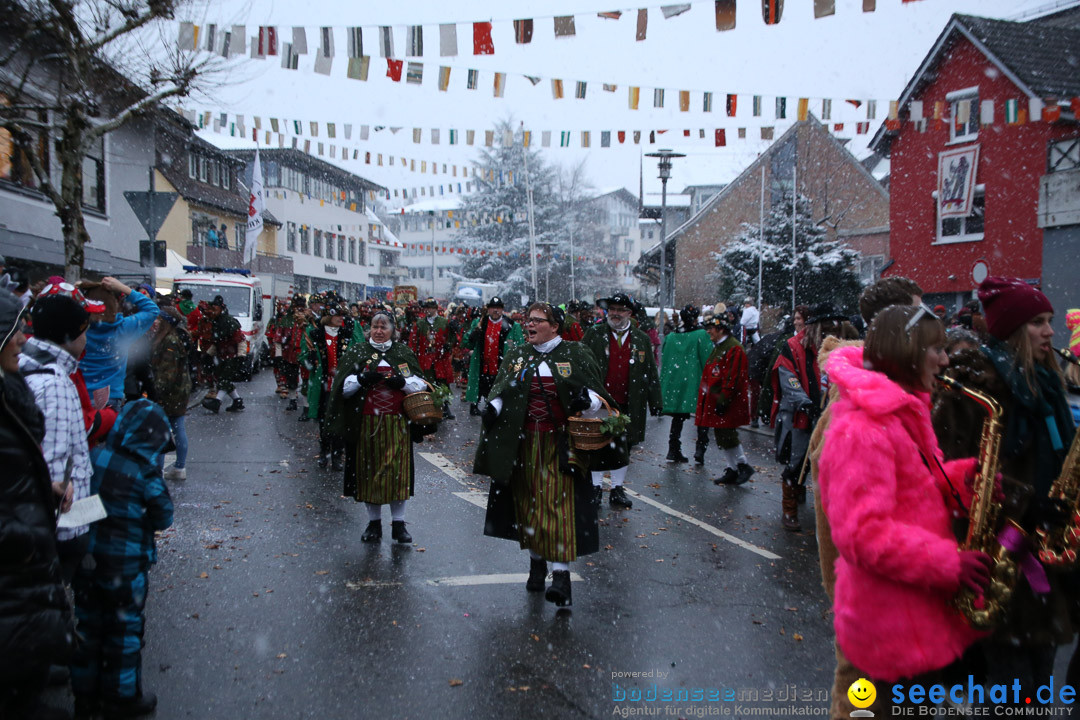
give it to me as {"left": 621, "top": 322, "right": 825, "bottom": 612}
{"left": 937, "top": 374, "right": 1021, "bottom": 630}
{"left": 1036, "top": 348, "right": 1080, "bottom": 567}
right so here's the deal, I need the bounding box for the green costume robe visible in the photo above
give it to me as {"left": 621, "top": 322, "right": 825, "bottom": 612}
{"left": 464, "top": 315, "right": 524, "bottom": 404}
{"left": 300, "top": 319, "right": 365, "bottom": 420}
{"left": 659, "top": 328, "right": 713, "bottom": 415}
{"left": 473, "top": 339, "right": 614, "bottom": 559}
{"left": 581, "top": 323, "right": 662, "bottom": 448}
{"left": 327, "top": 340, "right": 424, "bottom": 500}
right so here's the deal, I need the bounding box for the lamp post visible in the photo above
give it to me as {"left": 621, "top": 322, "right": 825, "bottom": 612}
{"left": 644, "top": 149, "right": 684, "bottom": 343}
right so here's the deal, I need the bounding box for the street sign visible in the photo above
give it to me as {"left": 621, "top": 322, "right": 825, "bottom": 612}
{"left": 123, "top": 191, "right": 178, "bottom": 239}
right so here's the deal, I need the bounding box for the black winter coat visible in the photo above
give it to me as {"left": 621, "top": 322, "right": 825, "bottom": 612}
{"left": 0, "top": 371, "right": 74, "bottom": 674}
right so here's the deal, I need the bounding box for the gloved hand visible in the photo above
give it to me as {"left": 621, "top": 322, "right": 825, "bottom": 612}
{"left": 469, "top": 328, "right": 482, "bottom": 345}
{"left": 481, "top": 403, "right": 499, "bottom": 429}
{"left": 361, "top": 371, "right": 383, "bottom": 387}
{"left": 567, "top": 387, "right": 592, "bottom": 415}
{"left": 385, "top": 375, "right": 406, "bottom": 391}
{"left": 342, "top": 375, "right": 361, "bottom": 399}
{"left": 956, "top": 550, "right": 992, "bottom": 593}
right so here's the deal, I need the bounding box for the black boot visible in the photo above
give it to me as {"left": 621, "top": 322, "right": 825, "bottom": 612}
{"left": 796, "top": 483, "right": 807, "bottom": 504}
{"left": 318, "top": 443, "right": 330, "bottom": 468}
{"left": 714, "top": 467, "right": 739, "bottom": 485}
{"left": 736, "top": 462, "right": 756, "bottom": 484}
{"left": 693, "top": 437, "right": 707, "bottom": 465}
{"left": 201, "top": 395, "right": 221, "bottom": 414}
{"left": 609, "top": 486, "right": 633, "bottom": 509}
{"left": 102, "top": 691, "right": 157, "bottom": 718}
{"left": 666, "top": 440, "right": 689, "bottom": 463}
{"left": 545, "top": 570, "right": 572, "bottom": 607}
{"left": 391, "top": 520, "right": 412, "bottom": 544}
{"left": 332, "top": 452, "right": 344, "bottom": 472}
{"left": 225, "top": 397, "right": 245, "bottom": 412}
{"left": 361, "top": 521, "right": 382, "bottom": 543}
{"left": 526, "top": 557, "right": 547, "bottom": 592}
{"left": 442, "top": 401, "right": 455, "bottom": 420}
{"left": 591, "top": 484, "right": 603, "bottom": 509}
{"left": 286, "top": 398, "right": 298, "bottom": 411}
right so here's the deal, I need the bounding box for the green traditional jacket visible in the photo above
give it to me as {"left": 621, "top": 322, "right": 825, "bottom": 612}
{"left": 300, "top": 318, "right": 366, "bottom": 418}
{"left": 464, "top": 315, "right": 524, "bottom": 403}
{"left": 581, "top": 323, "right": 662, "bottom": 446}
{"left": 659, "top": 328, "right": 713, "bottom": 415}
{"left": 326, "top": 340, "right": 423, "bottom": 437}
{"left": 472, "top": 339, "right": 614, "bottom": 483}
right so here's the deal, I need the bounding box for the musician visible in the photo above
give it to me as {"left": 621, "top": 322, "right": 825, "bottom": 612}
{"left": 819, "top": 305, "right": 991, "bottom": 706}
{"left": 933, "top": 277, "right": 1075, "bottom": 698}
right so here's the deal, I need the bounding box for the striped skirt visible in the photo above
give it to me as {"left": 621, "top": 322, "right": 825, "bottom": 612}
{"left": 509, "top": 431, "right": 577, "bottom": 562}
{"left": 351, "top": 415, "right": 413, "bottom": 504}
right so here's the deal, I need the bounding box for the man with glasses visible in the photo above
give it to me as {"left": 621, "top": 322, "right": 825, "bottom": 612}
{"left": 581, "top": 294, "right": 662, "bottom": 509}
{"left": 474, "top": 303, "right": 614, "bottom": 608}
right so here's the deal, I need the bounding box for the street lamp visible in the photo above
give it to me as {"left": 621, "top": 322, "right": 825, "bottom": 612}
{"left": 644, "top": 149, "right": 684, "bottom": 343}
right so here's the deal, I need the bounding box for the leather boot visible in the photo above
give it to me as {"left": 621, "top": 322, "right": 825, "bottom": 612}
{"left": 526, "top": 557, "right": 547, "bottom": 592}
{"left": 545, "top": 570, "right": 572, "bottom": 607}
{"left": 693, "top": 436, "right": 707, "bottom": 465}
{"left": 666, "top": 440, "right": 688, "bottom": 463}
{"left": 781, "top": 469, "right": 801, "bottom": 532}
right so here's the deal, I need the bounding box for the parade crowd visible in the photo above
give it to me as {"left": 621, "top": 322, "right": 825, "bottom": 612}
{"left": 2, "top": 261, "right": 1080, "bottom": 720}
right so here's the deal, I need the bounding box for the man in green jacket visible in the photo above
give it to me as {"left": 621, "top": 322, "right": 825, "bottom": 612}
{"left": 581, "top": 294, "right": 662, "bottom": 509}
{"left": 660, "top": 305, "right": 713, "bottom": 462}
{"left": 464, "top": 296, "right": 523, "bottom": 416}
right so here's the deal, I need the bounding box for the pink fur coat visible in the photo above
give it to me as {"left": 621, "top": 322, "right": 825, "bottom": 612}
{"left": 819, "top": 345, "right": 982, "bottom": 682}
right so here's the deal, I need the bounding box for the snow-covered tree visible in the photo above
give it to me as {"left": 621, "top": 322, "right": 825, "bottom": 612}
{"left": 456, "top": 121, "right": 607, "bottom": 303}
{"left": 710, "top": 193, "right": 862, "bottom": 311}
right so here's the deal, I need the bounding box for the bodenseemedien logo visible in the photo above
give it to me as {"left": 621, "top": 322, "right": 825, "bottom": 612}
{"left": 848, "top": 678, "right": 877, "bottom": 717}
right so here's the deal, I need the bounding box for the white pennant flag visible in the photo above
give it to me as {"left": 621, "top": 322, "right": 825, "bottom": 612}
{"left": 244, "top": 150, "right": 265, "bottom": 264}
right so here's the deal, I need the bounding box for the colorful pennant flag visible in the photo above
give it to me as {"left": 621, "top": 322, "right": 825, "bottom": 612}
{"left": 346, "top": 56, "right": 370, "bottom": 80}
{"left": 814, "top": 0, "right": 836, "bottom": 18}
{"left": 726, "top": 94, "right": 737, "bottom": 116}
{"left": 715, "top": 129, "right": 726, "bottom": 146}
{"left": 347, "top": 27, "right": 363, "bottom": 58}
{"left": 493, "top": 72, "right": 506, "bottom": 97}
{"left": 387, "top": 58, "right": 403, "bottom": 81}
{"left": 679, "top": 91, "right": 690, "bottom": 112}
{"left": 438, "top": 66, "right": 451, "bottom": 91}
{"left": 379, "top": 27, "right": 394, "bottom": 57}
{"left": 703, "top": 92, "right": 714, "bottom": 112}
{"left": 467, "top": 69, "right": 479, "bottom": 89}
{"left": 775, "top": 97, "right": 786, "bottom": 119}
{"left": 662, "top": 4, "right": 692, "bottom": 18}
{"left": 291, "top": 27, "right": 307, "bottom": 54}
{"left": 715, "top": 0, "right": 736, "bottom": 30}
{"left": 554, "top": 16, "right": 577, "bottom": 37}
{"left": 654, "top": 89, "right": 665, "bottom": 108}
{"left": 797, "top": 98, "right": 809, "bottom": 121}
{"left": 514, "top": 19, "right": 533, "bottom": 44}
{"left": 752, "top": 95, "right": 762, "bottom": 116}
{"left": 406, "top": 26, "right": 423, "bottom": 56}
{"left": 552, "top": 79, "right": 564, "bottom": 99}
{"left": 406, "top": 62, "right": 423, "bottom": 84}
{"left": 473, "top": 22, "right": 494, "bottom": 55}
{"left": 629, "top": 86, "right": 640, "bottom": 110}
{"left": 576, "top": 81, "right": 587, "bottom": 99}
{"left": 636, "top": 9, "right": 648, "bottom": 40}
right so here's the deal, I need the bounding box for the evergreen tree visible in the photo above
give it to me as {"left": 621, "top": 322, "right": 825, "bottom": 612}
{"left": 455, "top": 121, "right": 607, "bottom": 303}
{"left": 710, "top": 193, "right": 862, "bottom": 311}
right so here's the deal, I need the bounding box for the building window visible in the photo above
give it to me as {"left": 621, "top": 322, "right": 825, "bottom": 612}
{"left": 235, "top": 223, "right": 242, "bottom": 251}
{"left": 188, "top": 153, "right": 197, "bottom": 179}
{"left": 947, "top": 88, "right": 979, "bottom": 144}
{"left": 358, "top": 242, "right": 366, "bottom": 266}
{"left": 936, "top": 185, "right": 985, "bottom": 243}
{"left": 286, "top": 222, "right": 297, "bottom": 252}
{"left": 198, "top": 156, "right": 207, "bottom": 182}
{"left": 1049, "top": 138, "right": 1080, "bottom": 173}
{"left": 858, "top": 255, "right": 886, "bottom": 285}
{"left": 222, "top": 164, "right": 230, "bottom": 189}
{"left": 349, "top": 238, "right": 356, "bottom": 263}
{"left": 338, "top": 236, "right": 345, "bottom": 261}
{"left": 300, "top": 226, "right": 310, "bottom": 255}
{"left": 313, "top": 230, "right": 322, "bottom": 257}
{"left": 210, "top": 160, "right": 220, "bottom": 186}
{"left": 325, "top": 233, "right": 334, "bottom": 260}
{"left": 81, "top": 136, "right": 105, "bottom": 212}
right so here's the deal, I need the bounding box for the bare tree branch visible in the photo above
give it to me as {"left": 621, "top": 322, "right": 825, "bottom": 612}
{"left": 84, "top": 75, "right": 186, "bottom": 144}
{"left": 4, "top": 121, "right": 63, "bottom": 207}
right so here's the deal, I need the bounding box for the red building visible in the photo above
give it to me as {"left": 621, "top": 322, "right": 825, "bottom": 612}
{"left": 872, "top": 11, "right": 1080, "bottom": 321}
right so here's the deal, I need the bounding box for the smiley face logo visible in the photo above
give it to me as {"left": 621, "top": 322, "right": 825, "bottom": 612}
{"left": 847, "top": 678, "right": 876, "bottom": 710}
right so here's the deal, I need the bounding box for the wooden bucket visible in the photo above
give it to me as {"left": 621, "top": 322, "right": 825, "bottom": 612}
{"left": 403, "top": 379, "right": 444, "bottom": 425}
{"left": 568, "top": 396, "right": 617, "bottom": 451}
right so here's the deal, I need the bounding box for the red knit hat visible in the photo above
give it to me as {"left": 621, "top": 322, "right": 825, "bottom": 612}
{"left": 977, "top": 276, "right": 1053, "bottom": 341}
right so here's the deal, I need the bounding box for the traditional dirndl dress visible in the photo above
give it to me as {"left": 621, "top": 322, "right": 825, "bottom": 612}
{"left": 510, "top": 375, "right": 578, "bottom": 562}
{"left": 350, "top": 365, "right": 414, "bottom": 504}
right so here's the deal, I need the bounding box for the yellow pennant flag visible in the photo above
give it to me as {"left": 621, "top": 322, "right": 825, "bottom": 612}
{"left": 629, "top": 86, "right": 640, "bottom": 110}
{"left": 679, "top": 91, "right": 690, "bottom": 112}
{"left": 797, "top": 98, "right": 809, "bottom": 121}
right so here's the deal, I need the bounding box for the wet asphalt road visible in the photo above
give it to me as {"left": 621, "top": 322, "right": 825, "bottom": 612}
{"left": 50, "top": 370, "right": 1075, "bottom": 719}
{"left": 126, "top": 370, "right": 835, "bottom": 720}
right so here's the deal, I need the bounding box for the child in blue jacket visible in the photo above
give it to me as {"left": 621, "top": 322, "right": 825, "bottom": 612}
{"left": 71, "top": 399, "right": 173, "bottom": 718}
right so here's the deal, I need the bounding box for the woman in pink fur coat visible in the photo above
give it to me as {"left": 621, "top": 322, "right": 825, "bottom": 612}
{"left": 819, "top": 305, "right": 991, "bottom": 686}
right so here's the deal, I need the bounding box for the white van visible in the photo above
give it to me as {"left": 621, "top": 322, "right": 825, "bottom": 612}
{"left": 173, "top": 267, "right": 269, "bottom": 377}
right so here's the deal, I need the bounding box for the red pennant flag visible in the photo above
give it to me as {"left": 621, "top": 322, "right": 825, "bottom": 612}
{"left": 386, "top": 59, "right": 403, "bottom": 81}
{"left": 856, "top": 122, "right": 869, "bottom": 134}
{"left": 885, "top": 118, "right": 901, "bottom": 131}
{"left": 846, "top": 99, "right": 862, "bottom": 108}
{"left": 715, "top": 129, "right": 726, "bottom": 146}
{"left": 726, "top": 94, "right": 737, "bottom": 116}
{"left": 618, "top": 131, "right": 626, "bottom": 143}
{"left": 473, "top": 22, "right": 494, "bottom": 55}
{"left": 683, "top": 129, "right": 691, "bottom": 137}
{"left": 1043, "top": 103, "right": 1061, "bottom": 122}
{"left": 1072, "top": 97, "right": 1080, "bottom": 117}
{"left": 833, "top": 123, "right": 844, "bottom": 132}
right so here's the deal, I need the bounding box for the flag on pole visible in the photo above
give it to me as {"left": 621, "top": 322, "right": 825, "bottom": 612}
{"left": 244, "top": 151, "right": 265, "bottom": 264}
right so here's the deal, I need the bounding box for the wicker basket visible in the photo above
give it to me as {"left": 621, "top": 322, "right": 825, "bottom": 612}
{"left": 568, "top": 396, "right": 617, "bottom": 451}
{"left": 403, "top": 379, "right": 444, "bottom": 425}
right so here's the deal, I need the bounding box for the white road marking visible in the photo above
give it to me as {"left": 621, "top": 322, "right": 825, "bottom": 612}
{"left": 452, "top": 491, "right": 488, "bottom": 509}
{"left": 345, "top": 580, "right": 403, "bottom": 589}
{"left": 624, "top": 489, "right": 781, "bottom": 560}
{"left": 426, "top": 572, "right": 584, "bottom": 587}
{"left": 418, "top": 452, "right": 471, "bottom": 487}
{"left": 421, "top": 452, "right": 780, "bottom": 560}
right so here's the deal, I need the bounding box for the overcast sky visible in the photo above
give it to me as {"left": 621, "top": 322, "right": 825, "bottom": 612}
{"left": 173, "top": 0, "right": 1065, "bottom": 198}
